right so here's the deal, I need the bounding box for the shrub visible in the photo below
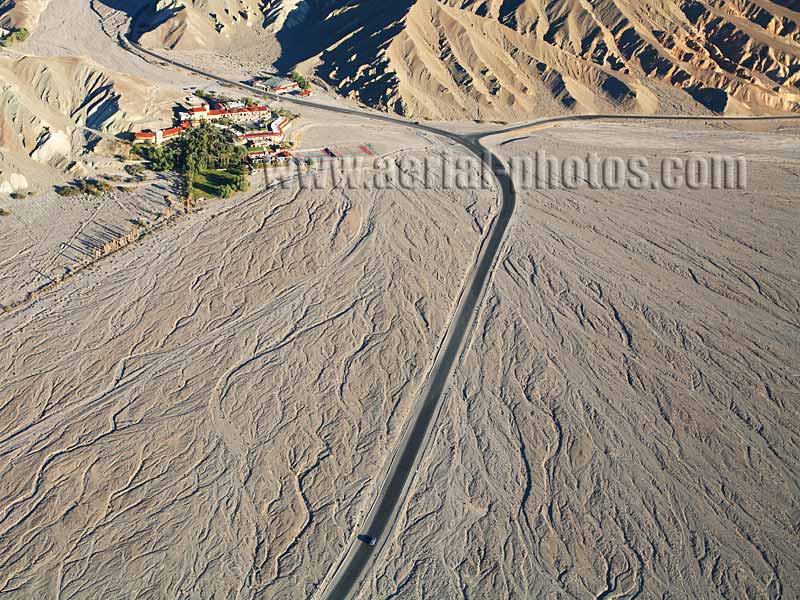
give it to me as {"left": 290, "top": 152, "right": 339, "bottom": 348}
{"left": 274, "top": 108, "right": 298, "bottom": 119}
{"left": 289, "top": 70, "right": 311, "bottom": 90}
{"left": 54, "top": 178, "right": 114, "bottom": 197}
{"left": 55, "top": 185, "right": 82, "bottom": 197}
{"left": 80, "top": 179, "right": 113, "bottom": 195}
{"left": 124, "top": 163, "right": 146, "bottom": 177}
{"left": 0, "top": 208, "right": 11, "bottom": 216}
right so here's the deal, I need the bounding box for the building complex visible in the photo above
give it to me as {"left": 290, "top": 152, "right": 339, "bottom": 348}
{"left": 179, "top": 103, "right": 271, "bottom": 123}
{"left": 251, "top": 76, "right": 300, "bottom": 94}
{"left": 134, "top": 101, "right": 280, "bottom": 146}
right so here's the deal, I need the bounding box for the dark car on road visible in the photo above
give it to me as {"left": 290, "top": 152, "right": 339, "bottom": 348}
{"left": 357, "top": 534, "right": 377, "bottom": 546}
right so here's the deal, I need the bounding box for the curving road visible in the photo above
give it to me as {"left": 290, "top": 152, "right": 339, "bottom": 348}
{"left": 116, "top": 25, "right": 800, "bottom": 600}
{"left": 119, "top": 32, "right": 518, "bottom": 600}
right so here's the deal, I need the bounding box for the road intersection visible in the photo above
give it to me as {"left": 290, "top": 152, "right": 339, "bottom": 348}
{"left": 118, "top": 27, "right": 800, "bottom": 599}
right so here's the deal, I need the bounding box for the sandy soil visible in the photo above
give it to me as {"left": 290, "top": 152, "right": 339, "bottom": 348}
{"left": 360, "top": 121, "right": 800, "bottom": 598}
{"left": 19, "top": 0, "right": 198, "bottom": 88}
{"left": 2, "top": 1, "right": 799, "bottom": 597}
{"left": 0, "top": 174, "right": 182, "bottom": 307}
{"left": 0, "top": 131, "right": 496, "bottom": 597}
{"left": 125, "top": 0, "right": 800, "bottom": 119}
{"left": 0, "top": 0, "right": 201, "bottom": 196}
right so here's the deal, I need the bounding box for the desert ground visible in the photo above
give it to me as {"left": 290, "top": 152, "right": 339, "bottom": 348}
{"left": 1, "top": 0, "right": 799, "bottom": 598}
{"left": 3, "top": 113, "right": 798, "bottom": 599}
{"left": 0, "top": 172, "right": 181, "bottom": 306}
{"left": 360, "top": 121, "right": 800, "bottom": 598}
{"left": 0, "top": 110, "right": 498, "bottom": 597}
{"left": 127, "top": 0, "right": 800, "bottom": 119}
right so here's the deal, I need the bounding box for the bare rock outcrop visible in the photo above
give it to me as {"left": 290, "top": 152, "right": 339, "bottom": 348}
{"left": 126, "top": 0, "right": 800, "bottom": 119}
{"left": 0, "top": 54, "right": 183, "bottom": 166}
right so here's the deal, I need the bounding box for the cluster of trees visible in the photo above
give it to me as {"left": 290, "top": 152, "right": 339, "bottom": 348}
{"left": 220, "top": 173, "right": 249, "bottom": 198}
{"left": 0, "top": 27, "right": 29, "bottom": 47}
{"left": 133, "top": 123, "right": 253, "bottom": 199}
{"left": 289, "top": 70, "right": 311, "bottom": 90}
{"left": 133, "top": 122, "right": 246, "bottom": 184}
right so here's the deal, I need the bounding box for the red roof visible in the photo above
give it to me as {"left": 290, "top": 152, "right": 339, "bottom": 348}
{"left": 243, "top": 131, "right": 281, "bottom": 139}
{"left": 137, "top": 120, "right": 191, "bottom": 141}
{"left": 233, "top": 106, "right": 269, "bottom": 114}
{"left": 189, "top": 106, "right": 208, "bottom": 113}
{"left": 206, "top": 105, "right": 270, "bottom": 117}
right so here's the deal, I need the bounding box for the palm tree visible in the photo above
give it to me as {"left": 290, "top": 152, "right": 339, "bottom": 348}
{"left": 186, "top": 155, "right": 197, "bottom": 201}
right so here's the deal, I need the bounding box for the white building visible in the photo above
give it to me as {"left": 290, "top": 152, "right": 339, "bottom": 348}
{"left": 239, "top": 116, "right": 290, "bottom": 144}
{"left": 179, "top": 103, "right": 272, "bottom": 123}
{"left": 252, "top": 76, "right": 300, "bottom": 94}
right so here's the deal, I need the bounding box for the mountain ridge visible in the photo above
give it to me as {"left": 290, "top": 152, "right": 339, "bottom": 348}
{"left": 4, "top": 0, "right": 799, "bottom": 119}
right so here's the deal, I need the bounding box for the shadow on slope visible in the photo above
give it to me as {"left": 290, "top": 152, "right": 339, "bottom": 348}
{"left": 0, "top": 2, "right": 10, "bottom": 28}
{"left": 96, "top": 0, "right": 180, "bottom": 40}
{"left": 272, "top": 0, "right": 415, "bottom": 113}
{"left": 687, "top": 86, "right": 729, "bottom": 113}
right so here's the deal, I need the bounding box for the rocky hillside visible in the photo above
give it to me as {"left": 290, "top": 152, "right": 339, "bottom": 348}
{"left": 0, "top": 54, "right": 182, "bottom": 166}
{"left": 135, "top": 0, "right": 266, "bottom": 50}
{"left": 126, "top": 0, "right": 800, "bottom": 119}
{"left": 0, "top": 0, "right": 50, "bottom": 31}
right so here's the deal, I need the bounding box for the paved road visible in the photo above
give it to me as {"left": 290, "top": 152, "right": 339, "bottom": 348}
{"left": 320, "top": 147, "right": 513, "bottom": 600}
{"left": 117, "top": 26, "right": 800, "bottom": 600}
{"left": 119, "top": 33, "right": 518, "bottom": 600}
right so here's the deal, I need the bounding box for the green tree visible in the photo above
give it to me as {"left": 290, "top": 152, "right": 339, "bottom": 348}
{"left": 186, "top": 155, "right": 197, "bottom": 199}
{"left": 133, "top": 122, "right": 245, "bottom": 174}
{"left": 1, "top": 27, "right": 29, "bottom": 47}
{"left": 289, "top": 70, "right": 311, "bottom": 90}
